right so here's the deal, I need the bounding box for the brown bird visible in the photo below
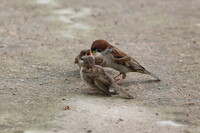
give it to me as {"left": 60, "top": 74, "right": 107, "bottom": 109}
{"left": 91, "top": 39, "right": 161, "bottom": 83}
{"left": 79, "top": 52, "right": 134, "bottom": 99}
{"left": 74, "top": 49, "right": 108, "bottom": 68}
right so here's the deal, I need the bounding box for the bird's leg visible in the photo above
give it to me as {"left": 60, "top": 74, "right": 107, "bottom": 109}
{"left": 114, "top": 73, "right": 122, "bottom": 79}
{"left": 114, "top": 73, "right": 122, "bottom": 81}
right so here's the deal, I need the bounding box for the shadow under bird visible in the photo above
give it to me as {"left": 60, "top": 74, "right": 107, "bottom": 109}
{"left": 91, "top": 39, "right": 161, "bottom": 83}
{"left": 79, "top": 51, "right": 134, "bottom": 99}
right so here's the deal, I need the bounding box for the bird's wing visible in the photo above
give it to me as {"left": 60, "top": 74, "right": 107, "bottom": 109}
{"left": 82, "top": 66, "right": 112, "bottom": 96}
{"left": 111, "top": 48, "right": 130, "bottom": 63}
{"left": 111, "top": 47, "right": 146, "bottom": 71}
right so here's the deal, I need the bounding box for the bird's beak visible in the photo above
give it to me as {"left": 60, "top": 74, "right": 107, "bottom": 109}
{"left": 86, "top": 50, "right": 91, "bottom": 56}
{"left": 74, "top": 57, "right": 78, "bottom": 64}
{"left": 91, "top": 50, "right": 96, "bottom": 54}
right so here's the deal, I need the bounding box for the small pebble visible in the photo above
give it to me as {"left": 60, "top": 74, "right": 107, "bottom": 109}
{"left": 63, "top": 106, "right": 70, "bottom": 110}
{"left": 155, "top": 113, "right": 159, "bottom": 115}
{"left": 87, "top": 130, "right": 92, "bottom": 133}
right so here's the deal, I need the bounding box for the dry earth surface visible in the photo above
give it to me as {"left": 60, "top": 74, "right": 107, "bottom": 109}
{"left": 0, "top": 0, "right": 200, "bottom": 133}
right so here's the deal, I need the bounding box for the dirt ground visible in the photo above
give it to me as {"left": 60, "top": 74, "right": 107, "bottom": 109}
{"left": 0, "top": 0, "right": 200, "bottom": 133}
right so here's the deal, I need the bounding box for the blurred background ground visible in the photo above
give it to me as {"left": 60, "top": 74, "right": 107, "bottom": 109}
{"left": 0, "top": 0, "right": 199, "bottom": 133}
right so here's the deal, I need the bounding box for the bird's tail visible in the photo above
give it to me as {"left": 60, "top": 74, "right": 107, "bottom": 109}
{"left": 142, "top": 70, "right": 161, "bottom": 81}
{"left": 112, "top": 85, "right": 134, "bottom": 99}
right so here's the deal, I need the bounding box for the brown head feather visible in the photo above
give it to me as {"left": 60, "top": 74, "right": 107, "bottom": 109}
{"left": 79, "top": 49, "right": 89, "bottom": 56}
{"left": 74, "top": 49, "right": 90, "bottom": 64}
{"left": 91, "top": 40, "right": 113, "bottom": 52}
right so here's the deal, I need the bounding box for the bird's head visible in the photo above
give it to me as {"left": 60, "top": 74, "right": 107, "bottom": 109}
{"left": 91, "top": 40, "right": 113, "bottom": 54}
{"left": 77, "top": 49, "right": 95, "bottom": 68}
{"left": 74, "top": 49, "right": 92, "bottom": 63}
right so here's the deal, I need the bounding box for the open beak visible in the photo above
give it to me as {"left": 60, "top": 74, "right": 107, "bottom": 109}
{"left": 86, "top": 50, "right": 91, "bottom": 56}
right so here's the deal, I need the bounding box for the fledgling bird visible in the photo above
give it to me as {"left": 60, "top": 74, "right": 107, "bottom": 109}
{"left": 74, "top": 49, "right": 108, "bottom": 68}
{"left": 79, "top": 52, "right": 134, "bottom": 99}
{"left": 91, "top": 39, "right": 161, "bottom": 82}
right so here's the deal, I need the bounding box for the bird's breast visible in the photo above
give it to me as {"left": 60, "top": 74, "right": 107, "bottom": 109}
{"left": 80, "top": 67, "right": 84, "bottom": 81}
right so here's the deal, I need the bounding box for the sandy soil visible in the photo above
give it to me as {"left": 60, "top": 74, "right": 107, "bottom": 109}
{"left": 0, "top": 0, "right": 199, "bottom": 133}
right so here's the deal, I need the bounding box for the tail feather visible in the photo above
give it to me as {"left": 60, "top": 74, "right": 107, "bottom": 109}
{"left": 148, "top": 72, "right": 161, "bottom": 81}
{"left": 140, "top": 69, "right": 161, "bottom": 81}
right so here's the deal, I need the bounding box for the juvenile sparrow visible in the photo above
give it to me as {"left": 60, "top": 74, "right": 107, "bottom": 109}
{"left": 91, "top": 39, "right": 161, "bottom": 82}
{"left": 74, "top": 49, "right": 108, "bottom": 68}
{"left": 79, "top": 52, "right": 134, "bottom": 99}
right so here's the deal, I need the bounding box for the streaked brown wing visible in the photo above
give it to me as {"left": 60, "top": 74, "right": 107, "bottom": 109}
{"left": 111, "top": 48, "right": 145, "bottom": 71}
{"left": 111, "top": 48, "right": 131, "bottom": 65}
{"left": 127, "top": 59, "right": 146, "bottom": 71}
{"left": 112, "top": 48, "right": 127, "bottom": 58}
{"left": 93, "top": 66, "right": 112, "bottom": 87}
{"left": 82, "top": 67, "right": 112, "bottom": 96}
{"left": 94, "top": 80, "right": 111, "bottom": 96}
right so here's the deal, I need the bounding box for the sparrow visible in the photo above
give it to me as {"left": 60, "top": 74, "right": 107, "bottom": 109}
{"left": 91, "top": 39, "right": 161, "bottom": 82}
{"left": 79, "top": 51, "right": 134, "bottom": 99}
{"left": 74, "top": 49, "right": 108, "bottom": 68}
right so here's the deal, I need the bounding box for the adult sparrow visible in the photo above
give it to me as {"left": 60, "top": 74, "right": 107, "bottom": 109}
{"left": 91, "top": 39, "right": 161, "bottom": 82}
{"left": 79, "top": 52, "right": 134, "bottom": 99}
